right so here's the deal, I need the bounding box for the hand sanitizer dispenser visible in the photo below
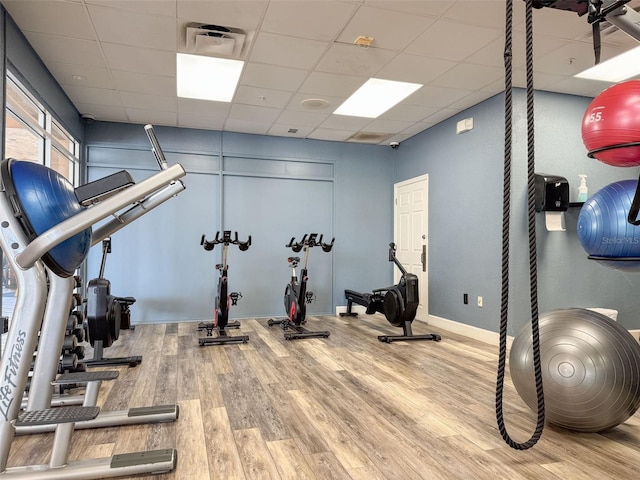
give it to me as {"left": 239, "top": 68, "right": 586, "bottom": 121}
{"left": 578, "top": 174, "right": 588, "bottom": 202}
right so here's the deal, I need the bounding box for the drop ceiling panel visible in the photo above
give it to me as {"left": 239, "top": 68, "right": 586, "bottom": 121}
{"left": 22, "top": 32, "right": 105, "bottom": 67}
{"left": 240, "top": 63, "right": 308, "bottom": 92}
{"left": 126, "top": 107, "right": 177, "bottom": 125}
{"left": 234, "top": 85, "right": 293, "bottom": 109}
{"left": 375, "top": 53, "right": 457, "bottom": 84}
{"left": 46, "top": 62, "right": 115, "bottom": 89}
{"left": 298, "top": 72, "right": 365, "bottom": 97}
{"left": 249, "top": 32, "right": 328, "bottom": 70}
{"left": 101, "top": 43, "right": 175, "bottom": 76}
{"left": 364, "top": 118, "right": 414, "bottom": 134}
{"left": 4, "top": 0, "right": 634, "bottom": 144}
{"left": 177, "top": 97, "right": 231, "bottom": 117}
{"left": 408, "top": 85, "right": 473, "bottom": 108}
{"left": 276, "top": 109, "right": 330, "bottom": 127}
{"left": 228, "top": 103, "right": 281, "bottom": 124}
{"left": 405, "top": 19, "right": 503, "bottom": 61}
{"left": 315, "top": 43, "right": 395, "bottom": 77}
{"left": 75, "top": 102, "right": 127, "bottom": 122}
{"left": 177, "top": 0, "right": 268, "bottom": 30}
{"left": 261, "top": 1, "right": 356, "bottom": 41}
{"left": 112, "top": 70, "right": 176, "bottom": 97}
{"left": 2, "top": 0, "right": 95, "bottom": 39}
{"left": 119, "top": 91, "right": 177, "bottom": 112}
{"left": 87, "top": 0, "right": 176, "bottom": 17}
{"left": 62, "top": 84, "right": 121, "bottom": 106}
{"left": 178, "top": 112, "right": 226, "bottom": 131}
{"left": 336, "top": 5, "right": 434, "bottom": 50}
{"left": 87, "top": 3, "right": 177, "bottom": 51}
{"left": 430, "top": 63, "right": 503, "bottom": 90}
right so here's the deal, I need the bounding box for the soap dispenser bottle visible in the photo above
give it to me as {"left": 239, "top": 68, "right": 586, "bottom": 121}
{"left": 578, "top": 174, "right": 588, "bottom": 202}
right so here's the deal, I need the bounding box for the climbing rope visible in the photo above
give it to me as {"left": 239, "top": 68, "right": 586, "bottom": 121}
{"left": 495, "top": 0, "right": 545, "bottom": 450}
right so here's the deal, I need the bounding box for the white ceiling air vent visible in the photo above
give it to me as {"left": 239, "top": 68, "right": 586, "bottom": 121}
{"left": 347, "top": 132, "right": 391, "bottom": 144}
{"left": 185, "top": 24, "right": 246, "bottom": 58}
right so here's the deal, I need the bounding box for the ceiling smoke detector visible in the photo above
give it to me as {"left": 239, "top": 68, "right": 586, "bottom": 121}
{"left": 301, "top": 98, "right": 330, "bottom": 109}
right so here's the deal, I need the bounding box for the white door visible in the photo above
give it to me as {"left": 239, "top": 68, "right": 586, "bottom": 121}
{"left": 394, "top": 175, "right": 428, "bottom": 321}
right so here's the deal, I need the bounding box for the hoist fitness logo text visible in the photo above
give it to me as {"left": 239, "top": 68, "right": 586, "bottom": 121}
{"left": 0, "top": 329, "right": 26, "bottom": 421}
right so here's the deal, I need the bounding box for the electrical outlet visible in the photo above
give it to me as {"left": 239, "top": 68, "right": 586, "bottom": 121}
{"left": 463, "top": 293, "right": 468, "bottom": 304}
{"left": 477, "top": 296, "right": 483, "bottom": 308}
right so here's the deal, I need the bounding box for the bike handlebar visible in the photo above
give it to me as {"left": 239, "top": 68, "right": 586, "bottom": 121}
{"left": 201, "top": 230, "right": 252, "bottom": 251}
{"left": 286, "top": 233, "right": 335, "bottom": 253}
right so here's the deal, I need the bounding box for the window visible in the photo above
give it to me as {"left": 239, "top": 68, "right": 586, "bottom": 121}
{"left": 2, "top": 71, "right": 81, "bottom": 321}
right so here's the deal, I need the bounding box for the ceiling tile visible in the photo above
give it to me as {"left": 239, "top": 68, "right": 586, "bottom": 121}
{"left": 364, "top": 118, "right": 414, "bottom": 134}
{"left": 22, "top": 32, "right": 105, "bottom": 67}
{"left": 3, "top": 0, "right": 95, "bottom": 39}
{"left": 177, "top": 98, "right": 231, "bottom": 117}
{"left": 249, "top": 32, "right": 328, "bottom": 70}
{"left": 224, "top": 118, "right": 270, "bottom": 135}
{"left": 101, "top": 43, "right": 175, "bottom": 76}
{"left": 262, "top": 1, "right": 356, "bottom": 41}
{"left": 276, "top": 109, "right": 330, "bottom": 127}
{"left": 408, "top": 85, "right": 472, "bottom": 108}
{"left": 228, "top": 104, "right": 281, "bottom": 124}
{"left": 442, "top": 1, "right": 520, "bottom": 30}
{"left": 178, "top": 112, "right": 226, "bottom": 131}
{"left": 527, "top": 8, "right": 592, "bottom": 40}
{"left": 287, "top": 93, "right": 343, "bottom": 113}
{"left": 240, "top": 63, "right": 308, "bottom": 92}
{"left": 405, "top": 19, "right": 503, "bottom": 62}
{"left": 46, "top": 62, "right": 115, "bottom": 89}
{"left": 74, "top": 102, "right": 128, "bottom": 122}
{"left": 535, "top": 41, "right": 628, "bottom": 76}
{"left": 315, "top": 43, "right": 395, "bottom": 77}
{"left": 378, "top": 104, "right": 440, "bottom": 122}
{"left": 125, "top": 108, "right": 177, "bottom": 126}
{"left": 376, "top": 53, "right": 457, "bottom": 84}
{"left": 62, "top": 84, "right": 121, "bottom": 106}
{"left": 119, "top": 91, "right": 177, "bottom": 112}
{"left": 86, "top": 0, "right": 177, "bottom": 17}
{"left": 423, "top": 108, "right": 458, "bottom": 125}
{"left": 336, "top": 5, "right": 434, "bottom": 50}
{"left": 306, "top": 128, "right": 352, "bottom": 142}
{"left": 363, "top": 0, "right": 453, "bottom": 18}
{"left": 267, "top": 124, "right": 315, "bottom": 138}
{"left": 234, "top": 85, "right": 293, "bottom": 109}
{"left": 177, "top": 0, "right": 268, "bottom": 30}
{"left": 87, "top": 3, "right": 177, "bottom": 51}
{"left": 431, "top": 63, "right": 503, "bottom": 90}
{"left": 400, "top": 121, "right": 436, "bottom": 137}
{"left": 320, "top": 114, "right": 371, "bottom": 131}
{"left": 449, "top": 91, "right": 496, "bottom": 112}
{"left": 112, "top": 70, "right": 176, "bottom": 96}
{"left": 299, "top": 72, "right": 365, "bottom": 98}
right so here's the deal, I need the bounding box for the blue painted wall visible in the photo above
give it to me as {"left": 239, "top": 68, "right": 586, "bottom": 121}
{"left": 84, "top": 122, "right": 394, "bottom": 323}
{"left": 395, "top": 89, "right": 640, "bottom": 333}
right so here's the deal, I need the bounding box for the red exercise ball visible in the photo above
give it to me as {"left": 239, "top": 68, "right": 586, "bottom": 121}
{"left": 582, "top": 80, "right": 640, "bottom": 167}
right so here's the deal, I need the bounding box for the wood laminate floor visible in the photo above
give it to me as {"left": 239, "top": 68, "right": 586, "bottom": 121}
{"left": 7, "top": 314, "right": 640, "bottom": 479}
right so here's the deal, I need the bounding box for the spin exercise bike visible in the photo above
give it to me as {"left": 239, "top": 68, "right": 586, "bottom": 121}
{"left": 340, "top": 242, "right": 442, "bottom": 343}
{"left": 268, "top": 233, "right": 334, "bottom": 340}
{"left": 198, "top": 230, "right": 251, "bottom": 346}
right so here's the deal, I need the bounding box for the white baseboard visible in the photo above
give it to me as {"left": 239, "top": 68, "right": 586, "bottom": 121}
{"left": 422, "top": 314, "right": 514, "bottom": 348}
{"left": 422, "top": 316, "right": 640, "bottom": 347}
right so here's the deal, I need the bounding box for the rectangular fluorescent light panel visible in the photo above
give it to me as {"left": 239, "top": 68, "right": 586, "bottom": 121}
{"left": 334, "top": 78, "right": 422, "bottom": 118}
{"left": 575, "top": 45, "right": 640, "bottom": 82}
{"left": 177, "top": 53, "right": 243, "bottom": 102}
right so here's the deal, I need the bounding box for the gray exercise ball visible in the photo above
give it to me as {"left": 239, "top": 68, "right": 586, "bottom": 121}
{"left": 510, "top": 308, "right": 640, "bottom": 432}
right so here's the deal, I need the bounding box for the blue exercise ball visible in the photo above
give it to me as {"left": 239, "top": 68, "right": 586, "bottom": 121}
{"left": 577, "top": 179, "right": 640, "bottom": 271}
{"left": 2, "top": 159, "right": 91, "bottom": 277}
{"left": 510, "top": 308, "right": 640, "bottom": 432}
